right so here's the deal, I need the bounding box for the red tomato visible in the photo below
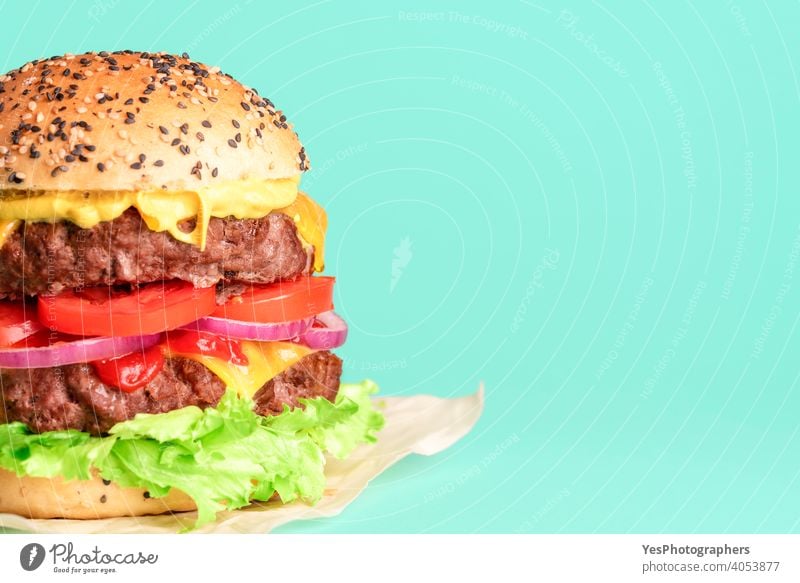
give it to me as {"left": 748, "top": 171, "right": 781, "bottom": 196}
{"left": 91, "top": 344, "right": 165, "bottom": 392}
{"left": 38, "top": 281, "right": 216, "bottom": 337}
{"left": 165, "top": 329, "right": 248, "bottom": 365}
{"left": 0, "top": 301, "right": 45, "bottom": 347}
{"left": 213, "top": 277, "right": 335, "bottom": 323}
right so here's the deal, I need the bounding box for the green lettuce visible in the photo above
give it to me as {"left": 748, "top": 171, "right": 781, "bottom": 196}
{"left": 0, "top": 380, "right": 384, "bottom": 528}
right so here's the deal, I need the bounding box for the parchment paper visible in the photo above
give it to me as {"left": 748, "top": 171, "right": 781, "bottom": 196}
{"left": 0, "top": 387, "right": 483, "bottom": 534}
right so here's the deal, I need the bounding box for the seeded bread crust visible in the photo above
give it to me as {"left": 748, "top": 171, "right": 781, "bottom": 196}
{"left": 0, "top": 51, "right": 308, "bottom": 191}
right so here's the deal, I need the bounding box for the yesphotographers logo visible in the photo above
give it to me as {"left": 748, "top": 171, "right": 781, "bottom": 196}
{"left": 19, "top": 543, "right": 46, "bottom": 571}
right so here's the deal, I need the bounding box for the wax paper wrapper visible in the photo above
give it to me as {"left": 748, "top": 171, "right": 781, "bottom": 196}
{"left": 0, "top": 387, "right": 483, "bottom": 534}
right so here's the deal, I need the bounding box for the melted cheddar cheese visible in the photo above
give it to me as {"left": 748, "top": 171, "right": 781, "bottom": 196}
{"left": 165, "top": 340, "right": 312, "bottom": 399}
{"left": 0, "top": 178, "right": 327, "bottom": 270}
{"left": 0, "top": 219, "right": 19, "bottom": 249}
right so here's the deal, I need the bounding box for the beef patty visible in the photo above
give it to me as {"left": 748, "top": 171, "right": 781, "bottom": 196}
{"left": 0, "top": 351, "right": 342, "bottom": 435}
{"left": 0, "top": 209, "right": 312, "bottom": 298}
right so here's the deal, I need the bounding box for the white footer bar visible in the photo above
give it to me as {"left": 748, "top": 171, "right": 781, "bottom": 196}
{"left": 1, "top": 534, "right": 798, "bottom": 582}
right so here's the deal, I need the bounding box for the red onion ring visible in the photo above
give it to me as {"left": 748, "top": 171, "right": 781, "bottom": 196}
{"left": 181, "top": 316, "right": 313, "bottom": 342}
{"left": 300, "top": 311, "right": 348, "bottom": 350}
{"left": 0, "top": 333, "right": 162, "bottom": 369}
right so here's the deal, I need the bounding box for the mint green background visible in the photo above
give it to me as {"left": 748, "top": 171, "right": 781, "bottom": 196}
{"left": 1, "top": 0, "right": 798, "bottom": 534}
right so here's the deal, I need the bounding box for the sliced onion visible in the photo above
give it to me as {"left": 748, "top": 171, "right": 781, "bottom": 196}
{"left": 300, "top": 311, "right": 348, "bottom": 350}
{"left": 182, "top": 316, "right": 313, "bottom": 342}
{"left": 0, "top": 333, "right": 162, "bottom": 369}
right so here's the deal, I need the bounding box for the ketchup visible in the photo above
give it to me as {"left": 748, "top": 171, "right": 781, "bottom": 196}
{"left": 165, "top": 329, "right": 248, "bottom": 366}
{"left": 92, "top": 345, "right": 165, "bottom": 393}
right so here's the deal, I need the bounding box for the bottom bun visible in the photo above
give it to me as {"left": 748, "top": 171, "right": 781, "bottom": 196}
{"left": 0, "top": 468, "right": 197, "bottom": 519}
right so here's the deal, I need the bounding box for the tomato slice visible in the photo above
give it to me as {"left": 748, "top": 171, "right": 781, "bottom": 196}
{"left": 38, "top": 281, "right": 216, "bottom": 337}
{"left": 91, "top": 344, "right": 165, "bottom": 392}
{"left": 165, "top": 329, "right": 248, "bottom": 366}
{"left": 213, "top": 277, "right": 335, "bottom": 323}
{"left": 0, "top": 301, "right": 45, "bottom": 347}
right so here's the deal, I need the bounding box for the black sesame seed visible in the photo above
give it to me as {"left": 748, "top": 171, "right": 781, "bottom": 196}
{"left": 240, "top": 102, "right": 250, "bottom": 111}
{"left": 235, "top": 132, "right": 241, "bottom": 143}
{"left": 65, "top": 155, "right": 75, "bottom": 162}
{"left": 97, "top": 162, "right": 106, "bottom": 172}
{"left": 202, "top": 120, "right": 211, "bottom": 128}
{"left": 154, "top": 159, "right": 164, "bottom": 167}
{"left": 130, "top": 162, "right": 142, "bottom": 169}
{"left": 179, "top": 144, "right": 190, "bottom": 155}
{"left": 124, "top": 98, "right": 134, "bottom": 105}
{"left": 100, "top": 495, "right": 107, "bottom": 503}
{"left": 159, "top": 125, "right": 169, "bottom": 135}
{"left": 232, "top": 119, "right": 240, "bottom": 129}
{"left": 102, "top": 479, "right": 111, "bottom": 486}
{"left": 143, "top": 491, "right": 151, "bottom": 499}
{"left": 196, "top": 132, "right": 205, "bottom": 141}
{"left": 171, "top": 138, "right": 181, "bottom": 146}
{"left": 7, "top": 172, "right": 23, "bottom": 184}
{"left": 139, "top": 96, "right": 149, "bottom": 103}
{"left": 227, "top": 139, "right": 237, "bottom": 148}
{"left": 139, "top": 153, "right": 146, "bottom": 163}
{"left": 212, "top": 167, "right": 218, "bottom": 178}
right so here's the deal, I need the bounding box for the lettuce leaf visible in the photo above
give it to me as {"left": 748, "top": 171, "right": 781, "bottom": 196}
{"left": 0, "top": 381, "right": 384, "bottom": 528}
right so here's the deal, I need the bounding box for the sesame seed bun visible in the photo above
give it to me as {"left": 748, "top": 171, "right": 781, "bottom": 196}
{"left": 0, "top": 51, "right": 308, "bottom": 192}
{"left": 0, "top": 468, "right": 197, "bottom": 520}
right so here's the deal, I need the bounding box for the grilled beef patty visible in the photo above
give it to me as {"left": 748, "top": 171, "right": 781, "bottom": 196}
{"left": 0, "top": 209, "right": 312, "bottom": 298}
{"left": 0, "top": 351, "right": 342, "bottom": 435}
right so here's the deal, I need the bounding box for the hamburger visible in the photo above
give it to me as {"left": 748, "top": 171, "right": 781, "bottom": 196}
{"left": 0, "top": 51, "right": 383, "bottom": 526}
